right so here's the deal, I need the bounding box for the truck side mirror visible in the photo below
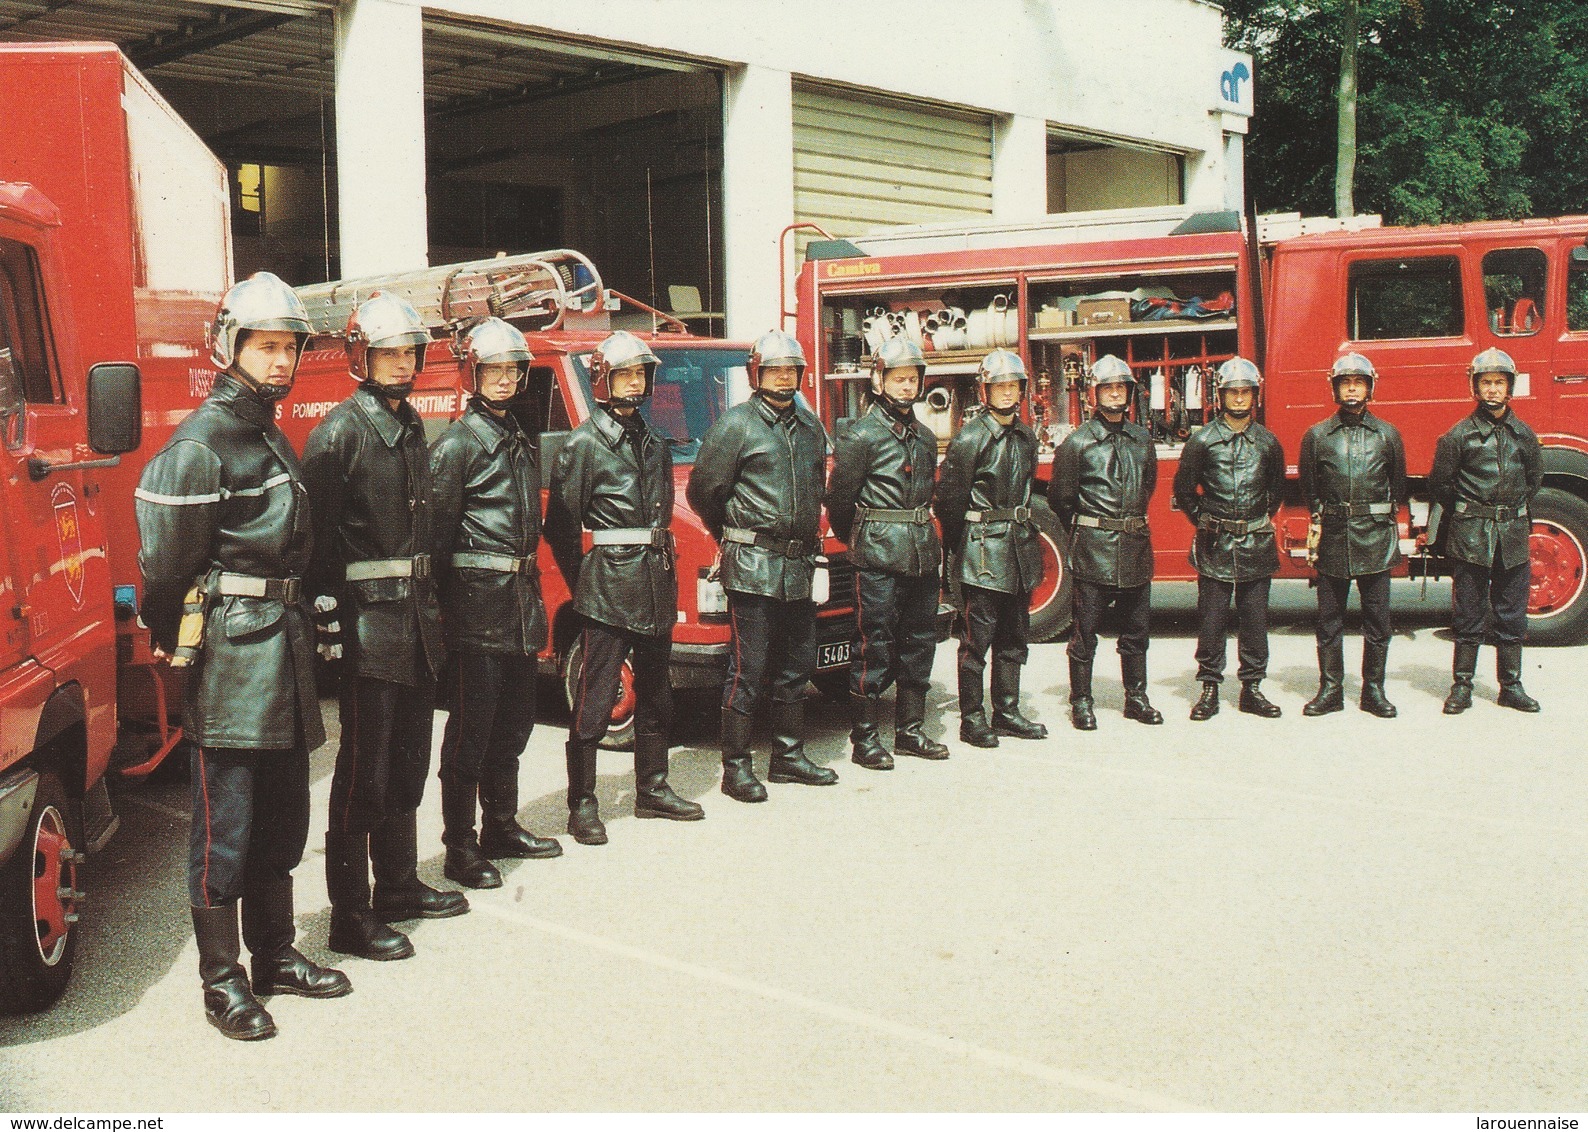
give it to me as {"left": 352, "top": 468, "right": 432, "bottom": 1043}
{"left": 87, "top": 362, "right": 141, "bottom": 455}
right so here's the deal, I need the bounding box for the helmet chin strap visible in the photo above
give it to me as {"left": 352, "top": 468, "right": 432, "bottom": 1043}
{"left": 1224, "top": 407, "right": 1253, "bottom": 420}
{"left": 364, "top": 378, "right": 414, "bottom": 400}
{"left": 757, "top": 386, "right": 796, "bottom": 406}
{"left": 231, "top": 366, "right": 293, "bottom": 402}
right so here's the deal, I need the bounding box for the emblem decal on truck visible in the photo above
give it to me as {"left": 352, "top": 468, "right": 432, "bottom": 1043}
{"left": 52, "top": 482, "right": 85, "bottom": 608}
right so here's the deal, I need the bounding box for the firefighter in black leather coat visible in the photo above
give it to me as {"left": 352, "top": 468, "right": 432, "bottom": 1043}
{"left": 1298, "top": 352, "right": 1409, "bottom": 718}
{"left": 686, "top": 330, "right": 837, "bottom": 802}
{"left": 137, "top": 272, "right": 349, "bottom": 1041}
{"left": 934, "top": 349, "right": 1046, "bottom": 748}
{"left": 826, "top": 336, "right": 948, "bottom": 769}
{"left": 1428, "top": 347, "right": 1543, "bottom": 714}
{"left": 1047, "top": 354, "right": 1162, "bottom": 731}
{"left": 1171, "top": 357, "right": 1286, "bottom": 722}
{"left": 429, "top": 318, "right": 562, "bottom": 891}
{"left": 303, "top": 293, "right": 467, "bottom": 965}
{"left": 544, "top": 330, "right": 704, "bottom": 845}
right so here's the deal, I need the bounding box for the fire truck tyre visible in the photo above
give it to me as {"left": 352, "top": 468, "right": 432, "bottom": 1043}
{"left": 1027, "top": 501, "right": 1074, "bottom": 643}
{"left": 561, "top": 635, "right": 636, "bottom": 752}
{"left": 1525, "top": 487, "right": 1588, "bottom": 645}
{"left": 0, "top": 770, "right": 82, "bottom": 1015}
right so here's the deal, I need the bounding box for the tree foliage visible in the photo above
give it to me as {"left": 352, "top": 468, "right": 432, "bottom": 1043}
{"left": 1222, "top": 0, "right": 1588, "bottom": 224}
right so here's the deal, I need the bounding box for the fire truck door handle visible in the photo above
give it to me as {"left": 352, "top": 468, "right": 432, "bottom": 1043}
{"left": 28, "top": 454, "right": 121, "bottom": 481}
{"left": 1554, "top": 374, "right": 1588, "bottom": 384}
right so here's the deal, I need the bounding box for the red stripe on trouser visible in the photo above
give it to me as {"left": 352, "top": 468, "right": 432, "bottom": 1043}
{"left": 853, "top": 571, "right": 867, "bottom": 692}
{"left": 198, "top": 751, "right": 215, "bottom": 907}
{"left": 726, "top": 601, "right": 742, "bottom": 710}
{"left": 575, "top": 627, "right": 591, "bottom": 733}
{"left": 340, "top": 688, "right": 360, "bottom": 830}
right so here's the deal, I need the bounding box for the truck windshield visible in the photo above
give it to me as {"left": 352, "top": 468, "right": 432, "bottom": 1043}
{"left": 572, "top": 347, "right": 748, "bottom": 463}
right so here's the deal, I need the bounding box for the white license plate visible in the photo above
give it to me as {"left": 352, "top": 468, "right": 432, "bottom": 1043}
{"left": 817, "top": 641, "right": 850, "bottom": 670}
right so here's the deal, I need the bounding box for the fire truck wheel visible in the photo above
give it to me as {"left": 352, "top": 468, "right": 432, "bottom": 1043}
{"left": 1027, "top": 501, "right": 1074, "bottom": 643}
{"left": 1526, "top": 487, "right": 1588, "bottom": 645}
{"left": 561, "top": 634, "right": 636, "bottom": 751}
{"left": 0, "top": 769, "right": 81, "bottom": 1015}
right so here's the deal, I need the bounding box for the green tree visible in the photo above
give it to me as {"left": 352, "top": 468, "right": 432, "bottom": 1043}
{"left": 1223, "top": 0, "right": 1588, "bottom": 225}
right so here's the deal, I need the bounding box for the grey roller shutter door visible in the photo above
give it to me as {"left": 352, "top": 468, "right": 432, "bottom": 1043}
{"left": 792, "top": 82, "right": 994, "bottom": 238}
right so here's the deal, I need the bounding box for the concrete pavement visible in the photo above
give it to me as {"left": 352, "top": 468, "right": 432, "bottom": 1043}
{"left": 1, "top": 580, "right": 1584, "bottom": 1112}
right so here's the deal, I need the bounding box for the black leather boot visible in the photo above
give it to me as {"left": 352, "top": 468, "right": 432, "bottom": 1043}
{"left": 1069, "top": 657, "right": 1097, "bottom": 732}
{"left": 959, "top": 709, "right": 1000, "bottom": 748}
{"left": 719, "top": 707, "right": 767, "bottom": 802}
{"left": 1189, "top": 681, "right": 1219, "bottom": 721}
{"left": 958, "top": 651, "right": 998, "bottom": 748}
{"left": 371, "top": 811, "right": 469, "bottom": 921}
{"left": 849, "top": 694, "right": 894, "bottom": 770}
{"left": 1302, "top": 643, "right": 1346, "bottom": 716}
{"left": 767, "top": 699, "right": 837, "bottom": 785}
{"left": 243, "top": 877, "right": 351, "bottom": 999}
{"left": 326, "top": 832, "right": 414, "bottom": 961}
{"left": 635, "top": 734, "right": 705, "bottom": 820}
{"left": 895, "top": 686, "right": 950, "bottom": 759}
{"left": 193, "top": 903, "right": 276, "bottom": 1040}
{"left": 990, "top": 660, "right": 1047, "bottom": 739}
{"left": 1359, "top": 640, "right": 1398, "bottom": 718}
{"left": 1121, "top": 655, "right": 1163, "bottom": 725}
{"left": 479, "top": 766, "right": 562, "bottom": 859}
{"left": 1239, "top": 681, "right": 1282, "bottom": 718}
{"left": 1496, "top": 643, "right": 1541, "bottom": 712}
{"left": 565, "top": 740, "right": 607, "bottom": 845}
{"left": 1443, "top": 642, "right": 1478, "bottom": 714}
{"left": 440, "top": 779, "right": 502, "bottom": 889}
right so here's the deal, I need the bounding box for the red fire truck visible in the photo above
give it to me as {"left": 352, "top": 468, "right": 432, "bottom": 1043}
{"left": 0, "top": 41, "right": 204, "bottom": 1013}
{"left": 793, "top": 205, "right": 1588, "bottom": 645}
{"left": 284, "top": 255, "right": 856, "bottom": 747}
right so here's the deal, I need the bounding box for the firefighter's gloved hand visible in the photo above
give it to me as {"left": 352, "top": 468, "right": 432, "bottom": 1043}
{"left": 313, "top": 593, "right": 343, "bottom": 662}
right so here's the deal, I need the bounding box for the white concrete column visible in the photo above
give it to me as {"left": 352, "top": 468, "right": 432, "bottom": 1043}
{"left": 721, "top": 64, "right": 794, "bottom": 338}
{"left": 1223, "top": 132, "right": 1246, "bottom": 212}
{"left": 334, "top": 0, "right": 428, "bottom": 277}
{"left": 992, "top": 114, "right": 1048, "bottom": 221}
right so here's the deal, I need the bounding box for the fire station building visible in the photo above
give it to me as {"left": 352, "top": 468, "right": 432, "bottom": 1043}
{"left": 0, "top": 0, "right": 1251, "bottom": 333}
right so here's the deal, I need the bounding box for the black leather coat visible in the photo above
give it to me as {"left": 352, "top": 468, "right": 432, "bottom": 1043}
{"left": 686, "top": 394, "right": 826, "bottom": 601}
{"left": 1172, "top": 417, "right": 1286, "bottom": 583}
{"left": 135, "top": 375, "right": 325, "bottom": 751}
{"left": 825, "top": 400, "right": 941, "bottom": 577}
{"left": 545, "top": 406, "right": 677, "bottom": 637}
{"left": 1047, "top": 416, "right": 1157, "bottom": 589}
{"left": 430, "top": 399, "right": 548, "bottom": 655}
{"left": 302, "top": 385, "right": 445, "bottom": 685}
{"left": 934, "top": 409, "right": 1043, "bottom": 595}
{"left": 1299, "top": 408, "right": 1409, "bottom": 578}
{"left": 1428, "top": 406, "right": 1542, "bottom": 570}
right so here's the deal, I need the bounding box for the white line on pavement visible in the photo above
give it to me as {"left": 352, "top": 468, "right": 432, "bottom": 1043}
{"left": 471, "top": 899, "right": 1206, "bottom": 1113}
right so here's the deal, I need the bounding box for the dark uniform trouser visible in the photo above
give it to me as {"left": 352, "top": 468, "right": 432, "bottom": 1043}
{"left": 329, "top": 671, "right": 437, "bottom": 835}
{"left": 724, "top": 592, "right": 816, "bottom": 716}
{"left": 1313, "top": 570, "right": 1391, "bottom": 651}
{"left": 571, "top": 617, "right": 672, "bottom": 744}
{"left": 958, "top": 584, "right": 1031, "bottom": 707}
{"left": 1451, "top": 554, "right": 1530, "bottom": 646}
{"left": 1195, "top": 576, "right": 1272, "bottom": 684}
{"left": 849, "top": 568, "right": 938, "bottom": 699}
{"left": 1068, "top": 580, "right": 1151, "bottom": 663}
{"left": 189, "top": 743, "right": 310, "bottom": 913}
{"left": 439, "top": 650, "right": 537, "bottom": 796}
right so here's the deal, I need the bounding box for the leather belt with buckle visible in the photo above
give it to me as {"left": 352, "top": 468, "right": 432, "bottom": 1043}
{"left": 966, "top": 506, "right": 1032, "bottom": 523}
{"left": 855, "top": 505, "right": 932, "bottom": 524}
{"left": 216, "top": 572, "right": 302, "bottom": 604}
{"left": 346, "top": 554, "right": 431, "bottom": 582}
{"left": 450, "top": 551, "right": 536, "bottom": 574}
{"left": 1075, "top": 514, "right": 1148, "bottom": 533}
{"left": 1197, "top": 514, "right": 1272, "bottom": 535}
{"left": 722, "top": 526, "right": 817, "bottom": 558}
{"left": 1454, "top": 500, "right": 1520, "bottom": 521}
